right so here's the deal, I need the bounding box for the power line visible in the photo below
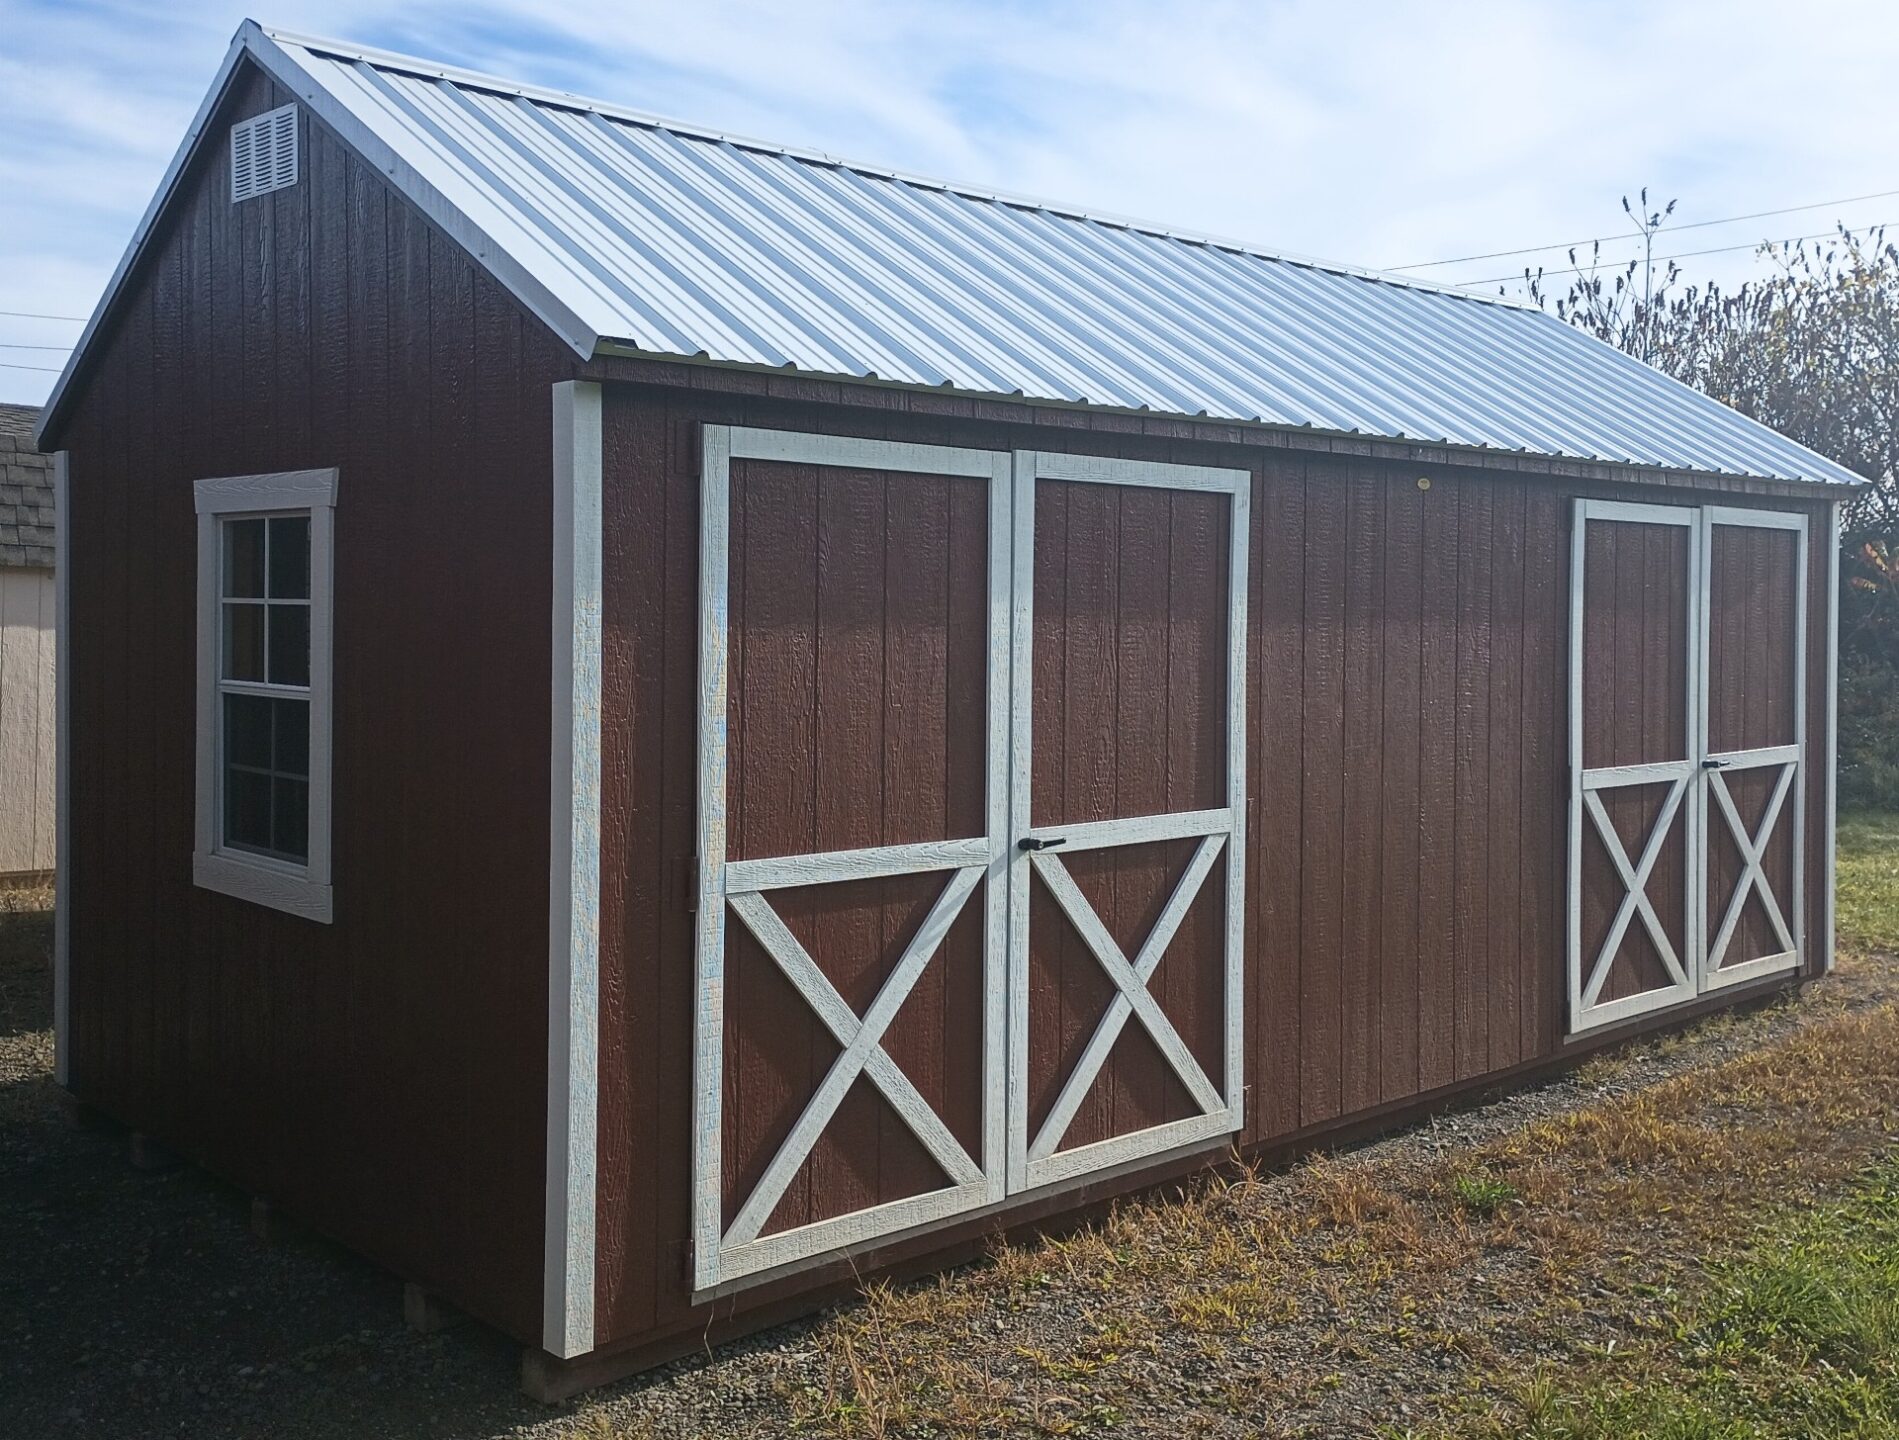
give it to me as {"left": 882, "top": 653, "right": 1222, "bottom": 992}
{"left": 0, "top": 309, "right": 87, "bottom": 323}
{"left": 0, "top": 360, "right": 63, "bottom": 373}
{"left": 1454, "top": 224, "right": 1884, "bottom": 289}
{"left": 0, "top": 342, "right": 72, "bottom": 352}
{"left": 1387, "top": 187, "right": 1899, "bottom": 271}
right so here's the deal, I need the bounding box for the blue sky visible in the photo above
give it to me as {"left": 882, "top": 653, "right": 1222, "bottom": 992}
{"left": 5, "top": 0, "right": 1899, "bottom": 406}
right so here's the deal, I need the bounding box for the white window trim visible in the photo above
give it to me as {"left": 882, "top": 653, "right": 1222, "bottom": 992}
{"left": 192, "top": 468, "right": 337, "bottom": 923}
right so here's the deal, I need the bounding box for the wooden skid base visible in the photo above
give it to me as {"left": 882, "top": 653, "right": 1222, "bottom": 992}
{"left": 128, "top": 1131, "right": 181, "bottom": 1171}
{"left": 60, "top": 1092, "right": 114, "bottom": 1132}
{"left": 250, "top": 1196, "right": 299, "bottom": 1244}
{"left": 520, "top": 1284, "right": 832, "bottom": 1405}
{"left": 404, "top": 1283, "right": 468, "bottom": 1335}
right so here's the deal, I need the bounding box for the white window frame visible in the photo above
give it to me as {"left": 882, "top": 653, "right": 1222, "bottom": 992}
{"left": 192, "top": 468, "right": 337, "bottom": 922}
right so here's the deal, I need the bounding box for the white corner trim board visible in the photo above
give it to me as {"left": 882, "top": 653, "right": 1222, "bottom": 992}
{"left": 52, "top": 451, "right": 71, "bottom": 1088}
{"left": 1824, "top": 501, "right": 1841, "bottom": 974}
{"left": 191, "top": 467, "right": 337, "bottom": 923}
{"left": 545, "top": 380, "right": 602, "bottom": 1358}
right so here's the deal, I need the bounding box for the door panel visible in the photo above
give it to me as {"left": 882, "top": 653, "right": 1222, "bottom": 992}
{"left": 1009, "top": 452, "right": 1249, "bottom": 1191}
{"left": 1577, "top": 777, "right": 1692, "bottom": 1010}
{"left": 1701, "top": 510, "right": 1806, "bottom": 988}
{"left": 1570, "top": 504, "right": 1699, "bottom": 1031}
{"left": 719, "top": 873, "right": 988, "bottom": 1242}
{"left": 697, "top": 433, "right": 1251, "bottom": 1289}
{"left": 695, "top": 429, "right": 1012, "bottom": 1292}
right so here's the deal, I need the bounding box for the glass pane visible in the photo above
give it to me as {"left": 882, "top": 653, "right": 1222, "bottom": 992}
{"left": 267, "top": 604, "right": 310, "bottom": 686}
{"left": 224, "top": 693, "right": 273, "bottom": 769}
{"left": 223, "top": 518, "right": 266, "bottom": 598}
{"left": 224, "top": 767, "right": 272, "bottom": 852}
{"left": 268, "top": 516, "right": 310, "bottom": 599}
{"left": 272, "top": 696, "right": 309, "bottom": 777}
{"left": 222, "top": 602, "right": 264, "bottom": 681}
{"left": 271, "top": 777, "right": 310, "bottom": 861}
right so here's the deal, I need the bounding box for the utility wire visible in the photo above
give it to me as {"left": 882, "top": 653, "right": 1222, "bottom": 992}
{"left": 0, "top": 360, "right": 64, "bottom": 373}
{"left": 1388, "top": 187, "right": 1899, "bottom": 271}
{"left": 0, "top": 309, "right": 87, "bottom": 323}
{"left": 1453, "top": 224, "right": 1885, "bottom": 289}
{"left": 0, "top": 342, "right": 72, "bottom": 352}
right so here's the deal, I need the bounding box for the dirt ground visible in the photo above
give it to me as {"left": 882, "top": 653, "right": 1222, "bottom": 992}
{"left": 4, "top": 874, "right": 1897, "bottom": 1439}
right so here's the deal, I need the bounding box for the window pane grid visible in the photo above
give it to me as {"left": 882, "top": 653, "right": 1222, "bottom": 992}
{"left": 220, "top": 513, "right": 312, "bottom": 689}
{"left": 217, "top": 511, "right": 313, "bottom": 865}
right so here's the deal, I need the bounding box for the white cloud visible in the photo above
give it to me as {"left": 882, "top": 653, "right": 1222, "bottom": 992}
{"left": 4, "top": 0, "right": 1898, "bottom": 405}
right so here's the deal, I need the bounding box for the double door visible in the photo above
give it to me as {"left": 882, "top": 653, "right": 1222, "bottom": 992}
{"left": 692, "top": 429, "right": 1249, "bottom": 1291}
{"left": 1568, "top": 499, "right": 1809, "bottom": 1033}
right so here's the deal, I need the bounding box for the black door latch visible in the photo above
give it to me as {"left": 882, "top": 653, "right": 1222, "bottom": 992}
{"left": 1018, "top": 836, "right": 1068, "bottom": 852}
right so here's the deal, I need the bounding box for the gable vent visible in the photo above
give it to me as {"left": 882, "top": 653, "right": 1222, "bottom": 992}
{"left": 230, "top": 104, "right": 299, "bottom": 203}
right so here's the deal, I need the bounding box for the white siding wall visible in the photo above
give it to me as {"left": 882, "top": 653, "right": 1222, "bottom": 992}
{"left": 0, "top": 566, "right": 56, "bottom": 876}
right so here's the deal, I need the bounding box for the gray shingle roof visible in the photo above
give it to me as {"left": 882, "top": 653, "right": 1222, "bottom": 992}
{"left": 0, "top": 404, "right": 55, "bottom": 569}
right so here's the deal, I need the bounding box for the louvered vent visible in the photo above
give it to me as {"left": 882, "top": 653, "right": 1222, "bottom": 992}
{"left": 230, "top": 104, "right": 299, "bottom": 203}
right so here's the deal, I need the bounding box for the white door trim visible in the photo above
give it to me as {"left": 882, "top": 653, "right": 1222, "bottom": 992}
{"left": 1568, "top": 498, "right": 1702, "bottom": 1034}
{"left": 692, "top": 425, "right": 1013, "bottom": 1295}
{"left": 1006, "top": 450, "right": 1250, "bottom": 1192}
{"left": 1697, "top": 505, "right": 1807, "bottom": 992}
{"left": 1823, "top": 502, "right": 1841, "bottom": 974}
{"left": 1567, "top": 498, "right": 1810, "bottom": 1036}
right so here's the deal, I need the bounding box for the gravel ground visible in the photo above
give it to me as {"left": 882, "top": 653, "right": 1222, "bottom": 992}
{"left": 2, "top": 880, "right": 1893, "bottom": 1440}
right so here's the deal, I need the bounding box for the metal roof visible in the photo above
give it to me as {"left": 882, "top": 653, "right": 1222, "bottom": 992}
{"left": 39, "top": 23, "right": 1868, "bottom": 488}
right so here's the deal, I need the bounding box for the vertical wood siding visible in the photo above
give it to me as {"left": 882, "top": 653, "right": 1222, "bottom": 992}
{"left": 0, "top": 566, "right": 56, "bottom": 875}
{"left": 57, "top": 60, "right": 574, "bottom": 1342}
{"left": 591, "top": 378, "right": 1835, "bottom": 1357}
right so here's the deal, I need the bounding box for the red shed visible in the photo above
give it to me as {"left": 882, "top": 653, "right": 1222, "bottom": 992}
{"left": 37, "top": 21, "right": 1859, "bottom": 1398}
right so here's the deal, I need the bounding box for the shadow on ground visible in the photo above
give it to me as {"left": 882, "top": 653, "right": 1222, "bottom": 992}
{"left": 0, "top": 897, "right": 610, "bottom": 1440}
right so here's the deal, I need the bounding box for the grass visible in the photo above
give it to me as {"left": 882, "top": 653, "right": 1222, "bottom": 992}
{"left": 1448, "top": 1173, "right": 1520, "bottom": 1218}
{"left": 1452, "top": 1157, "right": 1899, "bottom": 1439}
{"left": 1433, "top": 811, "right": 1899, "bottom": 1440}
{"left": 741, "top": 815, "right": 1899, "bottom": 1438}
{"left": 767, "top": 991, "right": 1899, "bottom": 1436}
{"left": 1838, "top": 809, "right": 1899, "bottom": 953}
{"left": 3, "top": 819, "right": 1891, "bottom": 1438}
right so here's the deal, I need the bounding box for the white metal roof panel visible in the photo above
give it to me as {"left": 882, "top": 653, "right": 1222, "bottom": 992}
{"left": 38, "top": 22, "right": 1869, "bottom": 488}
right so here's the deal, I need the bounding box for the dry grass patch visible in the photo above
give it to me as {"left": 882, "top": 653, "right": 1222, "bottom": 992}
{"left": 760, "top": 956, "right": 1899, "bottom": 1438}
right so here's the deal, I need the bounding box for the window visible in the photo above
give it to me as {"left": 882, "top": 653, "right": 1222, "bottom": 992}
{"left": 193, "top": 469, "right": 336, "bottom": 921}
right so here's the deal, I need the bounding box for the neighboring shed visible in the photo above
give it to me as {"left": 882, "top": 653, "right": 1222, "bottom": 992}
{"left": 0, "top": 402, "right": 56, "bottom": 880}
{"left": 37, "top": 20, "right": 1857, "bottom": 1399}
